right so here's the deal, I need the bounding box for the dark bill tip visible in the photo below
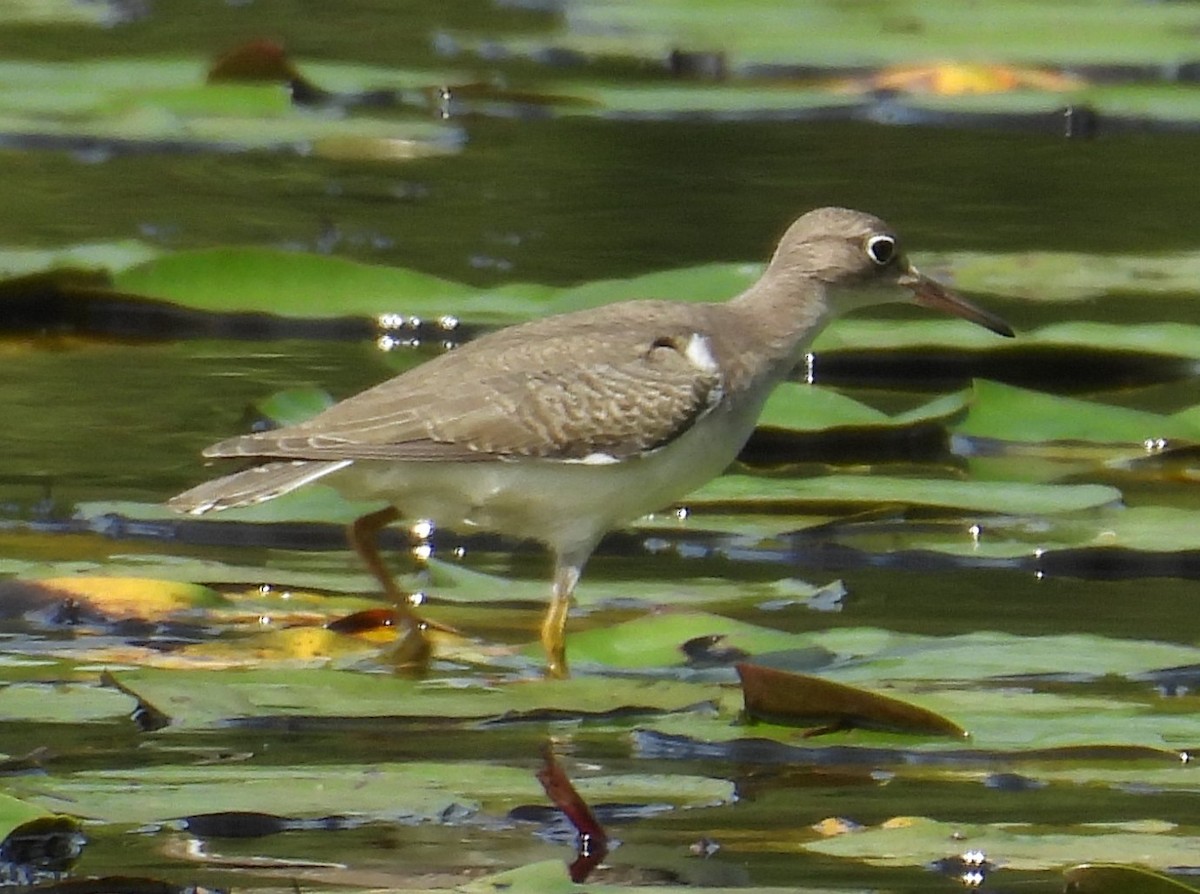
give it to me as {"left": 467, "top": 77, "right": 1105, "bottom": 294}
{"left": 902, "top": 269, "right": 1014, "bottom": 338}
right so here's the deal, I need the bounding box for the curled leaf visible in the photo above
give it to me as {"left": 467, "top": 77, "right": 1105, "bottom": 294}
{"left": 736, "top": 662, "right": 967, "bottom": 737}
{"left": 1063, "top": 862, "right": 1200, "bottom": 893}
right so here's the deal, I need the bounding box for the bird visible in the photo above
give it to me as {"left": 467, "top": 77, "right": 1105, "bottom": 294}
{"left": 169, "top": 207, "right": 1013, "bottom": 676}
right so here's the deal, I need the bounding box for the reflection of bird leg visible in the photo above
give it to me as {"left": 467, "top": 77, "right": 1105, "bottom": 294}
{"left": 348, "top": 506, "right": 430, "bottom": 664}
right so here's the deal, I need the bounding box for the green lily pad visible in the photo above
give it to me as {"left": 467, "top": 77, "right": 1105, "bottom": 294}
{"left": 0, "top": 241, "right": 159, "bottom": 278}
{"left": 758, "top": 383, "right": 969, "bottom": 433}
{"left": 0, "top": 792, "right": 54, "bottom": 842}
{"left": 688, "top": 473, "right": 1122, "bottom": 515}
{"left": 114, "top": 248, "right": 489, "bottom": 318}
{"left": 939, "top": 249, "right": 1200, "bottom": 302}
{"left": 564, "top": 611, "right": 822, "bottom": 670}
{"left": 805, "top": 815, "right": 1200, "bottom": 871}
{"left": 1063, "top": 863, "right": 1200, "bottom": 893}
{"left": 0, "top": 682, "right": 134, "bottom": 724}
{"left": 953, "top": 379, "right": 1200, "bottom": 444}
{"left": 255, "top": 386, "right": 335, "bottom": 427}
{"left": 0, "top": 59, "right": 457, "bottom": 156}
{"left": 102, "top": 667, "right": 716, "bottom": 728}
{"left": 7, "top": 759, "right": 733, "bottom": 826}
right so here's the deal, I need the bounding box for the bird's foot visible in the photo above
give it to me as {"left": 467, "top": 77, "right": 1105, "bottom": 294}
{"left": 382, "top": 614, "right": 433, "bottom": 668}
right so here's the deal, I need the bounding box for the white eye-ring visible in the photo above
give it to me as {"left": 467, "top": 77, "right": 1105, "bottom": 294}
{"left": 866, "top": 234, "right": 896, "bottom": 266}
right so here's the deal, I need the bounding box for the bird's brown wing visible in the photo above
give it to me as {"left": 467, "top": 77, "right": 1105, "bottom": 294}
{"left": 204, "top": 302, "right": 726, "bottom": 463}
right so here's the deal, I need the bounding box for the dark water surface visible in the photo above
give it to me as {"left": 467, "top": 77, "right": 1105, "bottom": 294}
{"left": 4, "top": 4, "right": 1200, "bottom": 893}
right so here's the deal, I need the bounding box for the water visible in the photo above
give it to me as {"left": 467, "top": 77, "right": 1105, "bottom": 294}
{"left": 4, "top": 4, "right": 1200, "bottom": 892}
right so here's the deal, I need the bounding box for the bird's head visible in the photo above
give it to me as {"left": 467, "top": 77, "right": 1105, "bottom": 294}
{"left": 765, "top": 207, "right": 1013, "bottom": 337}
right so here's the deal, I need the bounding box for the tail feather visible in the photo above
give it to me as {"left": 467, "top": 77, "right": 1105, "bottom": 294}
{"left": 168, "top": 459, "right": 352, "bottom": 515}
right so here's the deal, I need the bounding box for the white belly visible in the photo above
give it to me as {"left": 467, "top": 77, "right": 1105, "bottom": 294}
{"left": 327, "top": 381, "right": 774, "bottom": 561}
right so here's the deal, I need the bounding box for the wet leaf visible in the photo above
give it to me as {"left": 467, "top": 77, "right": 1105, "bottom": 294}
{"left": 563, "top": 611, "right": 830, "bottom": 670}
{"left": 113, "top": 248, "right": 519, "bottom": 320}
{"left": 758, "top": 384, "right": 887, "bottom": 430}
{"left": 953, "top": 379, "right": 1200, "bottom": 444}
{"left": 552, "top": 263, "right": 758, "bottom": 311}
{"left": 736, "top": 662, "right": 967, "bottom": 737}
{"left": 687, "top": 473, "right": 1122, "bottom": 514}
{"left": 459, "top": 860, "right": 576, "bottom": 894}
{"left": 0, "top": 242, "right": 159, "bottom": 279}
{"left": 0, "top": 59, "right": 456, "bottom": 157}
{"left": 758, "top": 384, "right": 969, "bottom": 434}
{"left": 253, "top": 386, "right": 335, "bottom": 428}
{"left": 475, "top": 1, "right": 1200, "bottom": 84}
{"left": 833, "top": 63, "right": 1083, "bottom": 95}
{"left": 14, "top": 576, "right": 227, "bottom": 619}
{"left": 0, "top": 1, "right": 114, "bottom": 25}
{"left": 8, "top": 760, "right": 732, "bottom": 828}
{"left": 938, "top": 249, "right": 1200, "bottom": 303}
{"left": 1063, "top": 863, "right": 1200, "bottom": 893}
{"left": 0, "top": 793, "right": 52, "bottom": 843}
{"left": 804, "top": 815, "right": 1200, "bottom": 871}
{"left": 175, "top": 625, "right": 384, "bottom": 666}
{"left": 0, "top": 682, "right": 137, "bottom": 724}
{"left": 100, "top": 668, "right": 715, "bottom": 728}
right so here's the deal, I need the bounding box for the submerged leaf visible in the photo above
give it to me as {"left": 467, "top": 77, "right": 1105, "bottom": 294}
{"left": 254, "top": 386, "right": 335, "bottom": 428}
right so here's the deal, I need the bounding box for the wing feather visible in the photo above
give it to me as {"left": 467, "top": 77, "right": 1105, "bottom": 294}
{"left": 204, "top": 301, "right": 727, "bottom": 464}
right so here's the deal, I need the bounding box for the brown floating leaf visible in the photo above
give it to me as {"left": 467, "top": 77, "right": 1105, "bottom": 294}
{"left": 1063, "top": 863, "right": 1200, "bottom": 893}
{"left": 325, "top": 607, "right": 398, "bottom": 637}
{"left": 207, "top": 39, "right": 303, "bottom": 84}
{"left": 536, "top": 743, "right": 608, "bottom": 883}
{"left": 735, "top": 662, "right": 967, "bottom": 738}
{"left": 206, "top": 39, "right": 329, "bottom": 105}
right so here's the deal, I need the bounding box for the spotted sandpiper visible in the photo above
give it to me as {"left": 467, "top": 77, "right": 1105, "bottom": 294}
{"left": 170, "top": 207, "right": 1012, "bottom": 675}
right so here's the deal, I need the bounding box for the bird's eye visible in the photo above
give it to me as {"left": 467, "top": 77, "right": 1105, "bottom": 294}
{"left": 866, "top": 234, "right": 896, "bottom": 266}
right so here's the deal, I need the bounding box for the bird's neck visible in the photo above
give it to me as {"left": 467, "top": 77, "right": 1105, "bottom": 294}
{"left": 718, "top": 268, "right": 831, "bottom": 390}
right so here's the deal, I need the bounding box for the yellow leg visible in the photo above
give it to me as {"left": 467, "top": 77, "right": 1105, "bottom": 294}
{"left": 541, "top": 562, "right": 581, "bottom": 679}
{"left": 348, "top": 506, "right": 430, "bottom": 665}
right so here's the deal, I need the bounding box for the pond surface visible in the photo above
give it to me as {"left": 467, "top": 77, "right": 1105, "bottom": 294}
{"left": 2, "top": 3, "right": 1200, "bottom": 893}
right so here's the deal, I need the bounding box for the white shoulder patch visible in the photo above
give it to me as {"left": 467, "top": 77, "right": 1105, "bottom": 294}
{"left": 565, "top": 452, "right": 621, "bottom": 465}
{"left": 684, "top": 333, "right": 719, "bottom": 373}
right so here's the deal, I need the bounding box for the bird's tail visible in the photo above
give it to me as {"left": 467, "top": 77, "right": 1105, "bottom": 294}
{"left": 168, "top": 459, "right": 351, "bottom": 515}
